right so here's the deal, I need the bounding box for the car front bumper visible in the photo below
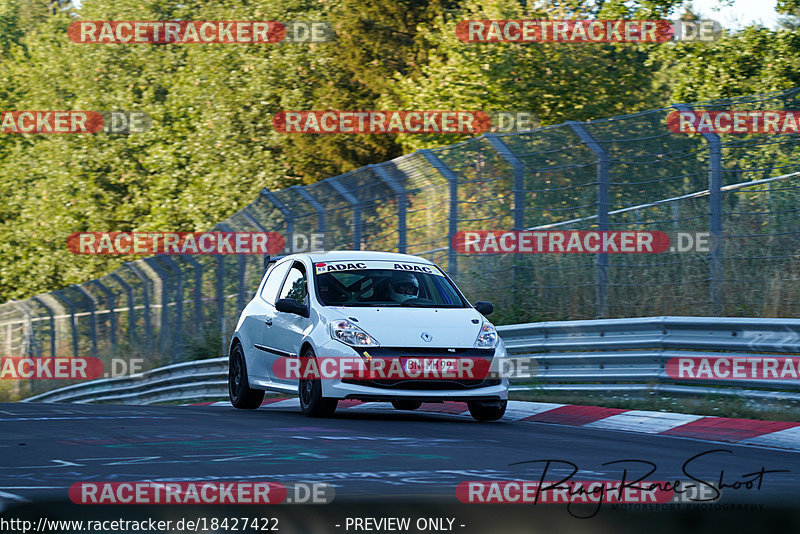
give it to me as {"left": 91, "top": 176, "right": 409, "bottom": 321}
{"left": 315, "top": 338, "right": 509, "bottom": 402}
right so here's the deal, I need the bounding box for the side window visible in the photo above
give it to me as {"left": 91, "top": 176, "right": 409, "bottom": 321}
{"left": 260, "top": 261, "right": 291, "bottom": 305}
{"left": 278, "top": 263, "right": 307, "bottom": 305}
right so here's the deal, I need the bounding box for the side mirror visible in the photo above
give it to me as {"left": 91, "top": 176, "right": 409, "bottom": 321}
{"left": 473, "top": 301, "right": 494, "bottom": 316}
{"left": 275, "top": 298, "right": 309, "bottom": 318}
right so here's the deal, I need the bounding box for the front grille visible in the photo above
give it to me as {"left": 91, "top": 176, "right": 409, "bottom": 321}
{"left": 358, "top": 347, "right": 495, "bottom": 357}
{"left": 341, "top": 346, "right": 498, "bottom": 390}
{"left": 343, "top": 377, "right": 502, "bottom": 390}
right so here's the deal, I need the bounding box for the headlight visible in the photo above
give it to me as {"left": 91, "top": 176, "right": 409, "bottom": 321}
{"left": 329, "top": 319, "right": 380, "bottom": 347}
{"left": 474, "top": 322, "right": 498, "bottom": 349}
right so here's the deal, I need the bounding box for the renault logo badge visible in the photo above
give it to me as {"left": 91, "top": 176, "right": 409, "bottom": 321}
{"left": 421, "top": 332, "right": 433, "bottom": 342}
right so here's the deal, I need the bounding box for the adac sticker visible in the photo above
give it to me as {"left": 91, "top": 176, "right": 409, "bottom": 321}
{"left": 392, "top": 263, "right": 434, "bottom": 274}
{"left": 315, "top": 262, "right": 367, "bottom": 273}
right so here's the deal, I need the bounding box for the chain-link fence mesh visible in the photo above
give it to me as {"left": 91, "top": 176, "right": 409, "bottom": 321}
{"left": 3, "top": 87, "right": 800, "bottom": 399}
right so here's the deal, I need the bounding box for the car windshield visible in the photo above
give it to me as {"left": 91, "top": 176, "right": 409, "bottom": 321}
{"left": 314, "top": 260, "right": 467, "bottom": 308}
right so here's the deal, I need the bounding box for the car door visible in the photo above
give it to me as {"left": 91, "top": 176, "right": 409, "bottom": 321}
{"left": 267, "top": 261, "right": 311, "bottom": 386}
{"left": 246, "top": 259, "right": 291, "bottom": 380}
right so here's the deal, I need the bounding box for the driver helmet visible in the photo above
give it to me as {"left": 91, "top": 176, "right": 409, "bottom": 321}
{"left": 389, "top": 272, "right": 419, "bottom": 302}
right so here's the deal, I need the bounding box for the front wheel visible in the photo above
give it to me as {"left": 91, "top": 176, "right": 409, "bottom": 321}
{"left": 229, "top": 344, "right": 264, "bottom": 409}
{"left": 298, "top": 347, "right": 338, "bottom": 417}
{"left": 468, "top": 400, "right": 507, "bottom": 422}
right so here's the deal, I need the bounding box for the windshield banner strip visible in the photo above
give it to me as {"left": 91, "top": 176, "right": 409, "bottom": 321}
{"left": 314, "top": 260, "right": 445, "bottom": 276}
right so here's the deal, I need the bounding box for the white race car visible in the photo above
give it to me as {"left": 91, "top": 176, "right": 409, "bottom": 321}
{"left": 228, "top": 251, "right": 508, "bottom": 421}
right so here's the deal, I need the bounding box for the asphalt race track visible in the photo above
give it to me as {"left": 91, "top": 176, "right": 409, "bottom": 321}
{"left": 2, "top": 401, "right": 799, "bottom": 507}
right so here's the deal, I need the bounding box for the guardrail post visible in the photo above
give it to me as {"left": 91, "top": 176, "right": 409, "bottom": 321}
{"left": 109, "top": 273, "right": 136, "bottom": 351}
{"left": 126, "top": 263, "right": 153, "bottom": 354}
{"left": 142, "top": 257, "right": 171, "bottom": 358}
{"left": 329, "top": 175, "right": 362, "bottom": 250}
{"left": 420, "top": 150, "right": 459, "bottom": 279}
{"left": 260, "top": 189, "right": 294, "bottom": 253}
{"left": 89, "top": 280, "right": 116, "bottom": 355}
{"left": 567, "top": 121, "right": 610, "bottom": 318}
{"left": 32, "top": 296, "right": 56, "bottom": 358}
{"left": 53, "top": 290, "right": 79, "bottom": 357}
{"left": 674, "top": 104, "right": 723, "bottom": 314}
{"left": 371, "top": 163, "right": 407, "bottom": 254}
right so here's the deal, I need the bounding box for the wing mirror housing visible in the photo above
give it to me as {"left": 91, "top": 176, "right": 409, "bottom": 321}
{"left": 473, "top": 301, "right": 494, "bottom": 316}
{"left": 275, "top": 298, "right": 309, "bottom": 318}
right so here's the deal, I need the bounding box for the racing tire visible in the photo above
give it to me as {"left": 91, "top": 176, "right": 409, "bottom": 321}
{"left": 229, "top": 343, "right": 265, "bottom": 409}
{"left": 467, "top": 400, "right": 507, "bottom": 422}
{"left": 298, "top": 347, "right": 338, "bottom": 417}
{"left": 391, "top": 400, "right": 423, "bottom": 411}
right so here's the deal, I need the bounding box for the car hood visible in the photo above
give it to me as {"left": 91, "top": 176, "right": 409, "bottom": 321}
{"left": 324, "top": 306, "right": 487, "bottom": 348}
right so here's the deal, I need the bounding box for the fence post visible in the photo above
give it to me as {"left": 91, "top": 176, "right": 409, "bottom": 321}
{"left": 485, "top": 134, "right": 525, "bottom": 230}
{"left": 486, "top": 134, "right": 526, "bottom": 306}
{"left": 419, "top": 150, "right": 459, "bottom": 279}
{"left": 371, "top": 163, "right": 407, "bottom": 254}
{"left": 161, "top": 256, "right": 184, "bottom": 360}
{"left": 142, "top": 257, "right": 171, "bottom": 358}
{"left": 89, "top": 280, "right": 116, "bottom": 355}
{"left": 329, "top": 176, "right": 362, "bottom": 250}
{"left": 261, "top": 189, "right": 294, "bottom": 253}
{"left": 674, "top": 104, "right": 723, "bottom": 314}
{"left": 291, "top": 185, "right": 326, "bottom": 235}
{"left": 217, "top": 222, "right": 246, "bottom": 318}
{"left": 10, "top": 300, "right": 35, "bottom": 357}
{"left": 109, "top": 273, "right": 136, "bottom": 351}
{"left": 126, "top": 263, "right": 153, "bottom": 354}
{"left": 32, "top": 296, "right": 56, "bottom": 358}
{"left": 215, "top": 254, "right": 225, "bottom": 355}
{"left": 240, "top": 207, "right": 272, "bottom": 271}
{"left": 567, "top": 121, "right": 610, "bottom": 318}
{"left": 53, "top": 290, "right": 79, "bottom": 357}
{"left": 73, "top": 285, "right": 99, "bottom": 356}
{"left": 181, "top": 256, "right": 204, "bottom": 327}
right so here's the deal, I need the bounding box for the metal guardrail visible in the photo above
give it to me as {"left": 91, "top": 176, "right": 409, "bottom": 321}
{"left": 23, "top": 317, "right": 800, "bottom": 405}
{"left": 23, "top": 357, "right": 229, "bottom": 405}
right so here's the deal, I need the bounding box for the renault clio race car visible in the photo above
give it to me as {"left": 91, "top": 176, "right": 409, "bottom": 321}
{"left": 228, "top": 251, "right": 509, "bottom": 421}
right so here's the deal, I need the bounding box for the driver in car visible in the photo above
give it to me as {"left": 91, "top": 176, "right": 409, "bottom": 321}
{"left": 389, "top": 271, "right": 420, "bottom": 303}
